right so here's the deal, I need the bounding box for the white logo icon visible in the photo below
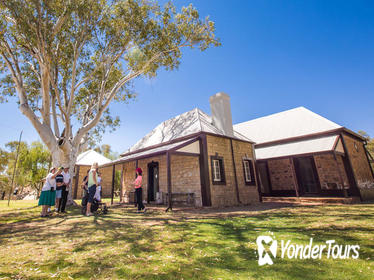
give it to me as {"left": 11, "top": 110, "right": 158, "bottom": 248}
{"left": 256, "top": 235, "right": 278, "bottom": 266}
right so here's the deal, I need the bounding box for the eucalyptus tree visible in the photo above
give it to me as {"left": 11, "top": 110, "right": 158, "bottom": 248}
{"left": 0, "top": 0, "right": 219, "bottom": 173}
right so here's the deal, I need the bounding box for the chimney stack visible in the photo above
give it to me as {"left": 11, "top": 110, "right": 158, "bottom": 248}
{"left": 209, "top": 92, "right": 234, "bottom": 137}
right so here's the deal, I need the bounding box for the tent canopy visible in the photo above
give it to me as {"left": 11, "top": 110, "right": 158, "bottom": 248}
{"left": 76, "top": 150, "right": 111, "bottom": 166}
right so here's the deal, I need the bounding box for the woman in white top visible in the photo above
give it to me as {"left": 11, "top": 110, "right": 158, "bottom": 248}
{"left": 38, "top": 167, "right": 63, "bottom": 217}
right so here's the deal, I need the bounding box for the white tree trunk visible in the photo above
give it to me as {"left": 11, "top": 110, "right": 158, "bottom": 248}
{"left": 50, "top": 141, "right": 79, "bottom": 206}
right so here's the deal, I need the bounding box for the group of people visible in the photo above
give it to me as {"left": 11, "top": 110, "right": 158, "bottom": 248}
{"left": 79, "top": 165, "right": 145, "bottom": 214}
{"left": 38, "top": 167, "right": 71, "bottom": 217}
{"left": 38, "top": 162, "right": 146, "bottom": 217}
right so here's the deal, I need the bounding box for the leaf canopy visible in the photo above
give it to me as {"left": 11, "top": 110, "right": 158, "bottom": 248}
{"left": 0, "top": 0, "right": 219, "bottom": 150}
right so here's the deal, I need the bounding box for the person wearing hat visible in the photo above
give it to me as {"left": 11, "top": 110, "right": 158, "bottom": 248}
{"left": 86, "top": 162, "right": 99, "bottom": 216}
{"left": 133, "top": 168, "right": 145, "bottom": 212}
{"left": 38, "top": 167, "right": 63, "bottom": 217}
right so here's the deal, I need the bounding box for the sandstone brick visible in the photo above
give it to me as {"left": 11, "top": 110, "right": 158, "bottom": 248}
{"left": 314, "top": 154, "right": 349, "bottom": 189}
{"left": 206, "top": 135, "right": 259, "bottom": 207}
{"left": 267, "top": 158, "right": 296, "bottom": 190}
{"left": 343, "top": 134, "right": 374, "bottom": 188}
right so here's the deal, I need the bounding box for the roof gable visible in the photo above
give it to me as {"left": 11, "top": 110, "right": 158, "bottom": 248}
{"left": 234, "top": 107, "right": 342, "bottom": 144}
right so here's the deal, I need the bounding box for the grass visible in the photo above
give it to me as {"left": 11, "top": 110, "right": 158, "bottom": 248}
{"left": 0, "top": 200, "right": 373, "bottom": 280}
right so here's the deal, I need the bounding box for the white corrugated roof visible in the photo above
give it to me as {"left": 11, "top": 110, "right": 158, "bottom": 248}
{"left": 234, "top": 107, "right": 342, "bottom": 144}
{"left": 123, "top": 108, "right": 251, "bottom": 155}
{"left": 256, "top": 135, "right": 339, "bottom": 160}
{"left": 76, "top": 150, "right": 112, "bottom": 166}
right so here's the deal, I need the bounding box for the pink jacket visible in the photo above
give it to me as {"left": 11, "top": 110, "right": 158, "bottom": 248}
{"left": 134, "top": 175, "right": 142, "bottom": 189}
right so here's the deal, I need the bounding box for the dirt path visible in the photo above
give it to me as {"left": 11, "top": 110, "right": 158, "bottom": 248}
{"left": 113, "top": 202, "right": 295, "bottom": 219}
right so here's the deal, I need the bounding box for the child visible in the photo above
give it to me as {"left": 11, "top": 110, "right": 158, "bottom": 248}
{"left": 94, "top": 172, "right": 102, "bottom": 202}
{"left": 94, "top": 172, "right": 107, "bottom": 210}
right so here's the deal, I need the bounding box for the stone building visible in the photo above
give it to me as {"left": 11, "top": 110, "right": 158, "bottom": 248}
{"left": 100, "top": 93, "right": 260, "bottom": 208}
{"left": 234, "top": 107, "right": 374, "bottom": 201}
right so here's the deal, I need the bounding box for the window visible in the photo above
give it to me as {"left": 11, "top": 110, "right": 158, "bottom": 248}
{"left": 213, "top": 159, "right": 221, "bottom": 181}
{"left": 211, "top": 156, "right": 225, "bottom": 185}
{"left": 244, "top": 160, "right": 252, "bottom": 182}
{"left": 243, "top": 159, "right": 255, "bottom": 185}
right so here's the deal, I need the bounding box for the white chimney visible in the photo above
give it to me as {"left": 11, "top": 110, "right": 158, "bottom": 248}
{"left": 209, "top": 92, "right": 234, "bottom": 137}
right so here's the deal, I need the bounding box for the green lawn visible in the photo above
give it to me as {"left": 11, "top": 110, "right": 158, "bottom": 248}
{"left": 0, "top": 200, "right": 373, "bottom": 280}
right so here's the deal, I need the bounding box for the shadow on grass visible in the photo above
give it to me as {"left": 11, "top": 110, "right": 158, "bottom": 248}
{"left": 0, "top": 203, "right": 374, "bottom": 279}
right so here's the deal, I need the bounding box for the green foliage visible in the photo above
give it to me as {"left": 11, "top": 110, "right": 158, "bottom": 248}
{"left": 93, "top": 144, "right": 118, "bottom": 160}
{"left": 0, "top": 140, "right": 51, "bottom": 195}
{"left": 0, "top": 0, "right": 219, "bottom": 148}
{"left": 115, "top": 170, "right": 121, "bottom": 192}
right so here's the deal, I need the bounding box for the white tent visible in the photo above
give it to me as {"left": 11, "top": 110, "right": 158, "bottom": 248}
{"left": 76, "top": 150, "right": 111, "bottom": 166}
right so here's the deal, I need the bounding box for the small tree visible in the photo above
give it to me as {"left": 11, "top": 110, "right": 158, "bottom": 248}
{"left": 0, "top": 0, "right": 219, "bottom": 199}
{"left": 1, "top": 140, "right": 50, "bottom": 198}
{"left": 93, "top": 144, "right": 118, "bottom": 160}
{"left": 21, "top": 141, "right": 51, "bottom": 196}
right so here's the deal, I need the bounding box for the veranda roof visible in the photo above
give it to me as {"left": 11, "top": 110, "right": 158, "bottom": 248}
{"left": 105, "top": 138, "right": 200, "bottom": 167}
{"left": 256, "top": 135, "right": 340, "bottom": 160}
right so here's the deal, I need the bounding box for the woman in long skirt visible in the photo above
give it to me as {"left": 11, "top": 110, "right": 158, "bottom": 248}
{"left": 38, "top": 167, "right": 63, "bottom": 217}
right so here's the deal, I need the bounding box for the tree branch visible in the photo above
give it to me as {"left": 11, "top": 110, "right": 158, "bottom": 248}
{"left": 72, "top": 45, "right": 185, "bottom": 147}
{"left": 51, "top": 94, "right": 60, "bottom": 137}
{"left": 51, "top": 5, "right": 69, "bottom": 38}
{"left": 0, "top": 50, "right": 56, "bottom": 152}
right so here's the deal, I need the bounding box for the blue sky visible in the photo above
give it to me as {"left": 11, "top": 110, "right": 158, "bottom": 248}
{"left": 1, "top": 0, "right": 373, "bottom": 154}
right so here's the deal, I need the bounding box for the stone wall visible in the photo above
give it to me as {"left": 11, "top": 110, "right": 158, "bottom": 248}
{"left": 99, "top": 165, "right": 117, "bottom": 198}
{"left": 171, "top": 155, "right": 202, "bottom": 207}
{"left": 206, "top": 135, "right": 259, "bottom": 207}
{"left": 267, "top": 158, "right": 296, "bottom": 190}
{"left": 343, "top": 134, "right": 374, "bottom": 188}
{"left": 314, "top": 153, "right": 349, "bottom": 190}
{"left": 121, "top": 160, "right": 137, "bottom": 201}
{"left": 231, "top": 139, "right": 260, "bottom": 205}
